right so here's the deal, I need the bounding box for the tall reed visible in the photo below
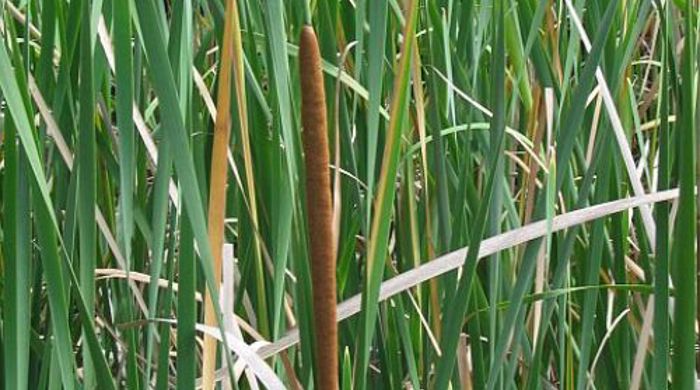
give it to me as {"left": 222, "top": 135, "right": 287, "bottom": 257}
{"left": 672, "top": 1, "right": 697, "bottom": 387}
{"left": 202, "top": 0, "right": 236, "bottom": 388}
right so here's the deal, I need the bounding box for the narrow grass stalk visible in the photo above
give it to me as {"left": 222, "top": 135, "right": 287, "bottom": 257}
{"left": 77, "top": 0, "right": 97, "bottom": 385}
{"left": 2, "top": 119, "right": 30, "bottom": 390}
{"left": 112, "top": 0, "right": 140, "bottom": 387}
{"left": 671, "top": 1, "right": 697, "bottom": 387}
{"left": 202, "top": 0, "right": 237, "bottom": 387}
{"left": 299, "top": 24, "right": 338, "bottom": 390}
{"left": 653, "top": 2, "right": 671, "bottom": 386}
{"left": 178, "top": 214, "right": 197, "bottom": 390}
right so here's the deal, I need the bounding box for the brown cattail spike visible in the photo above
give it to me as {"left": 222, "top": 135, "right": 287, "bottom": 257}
{"left": 299, "top": 25, "right": 338, "bottom": 390}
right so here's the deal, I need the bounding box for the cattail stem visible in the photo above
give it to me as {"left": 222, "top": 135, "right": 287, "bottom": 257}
{"left": 302, "top": 0, "right": 311, "bottom": 25}
{"left": 299, "top": 25, "right": 338, "bottom": 390}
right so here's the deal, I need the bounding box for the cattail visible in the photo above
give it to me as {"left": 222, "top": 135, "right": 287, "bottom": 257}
{"left": 299, "top": 25, "right": 338, "bottom": 390}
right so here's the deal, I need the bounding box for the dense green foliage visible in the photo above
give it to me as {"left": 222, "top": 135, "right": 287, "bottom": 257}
{"left": 0, "top": 0, "right": 697, "bottom": 388}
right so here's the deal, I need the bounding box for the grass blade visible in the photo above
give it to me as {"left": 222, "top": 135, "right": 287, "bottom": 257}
{"left": 671, "top": 1, "right": 697, "bottom": 387}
